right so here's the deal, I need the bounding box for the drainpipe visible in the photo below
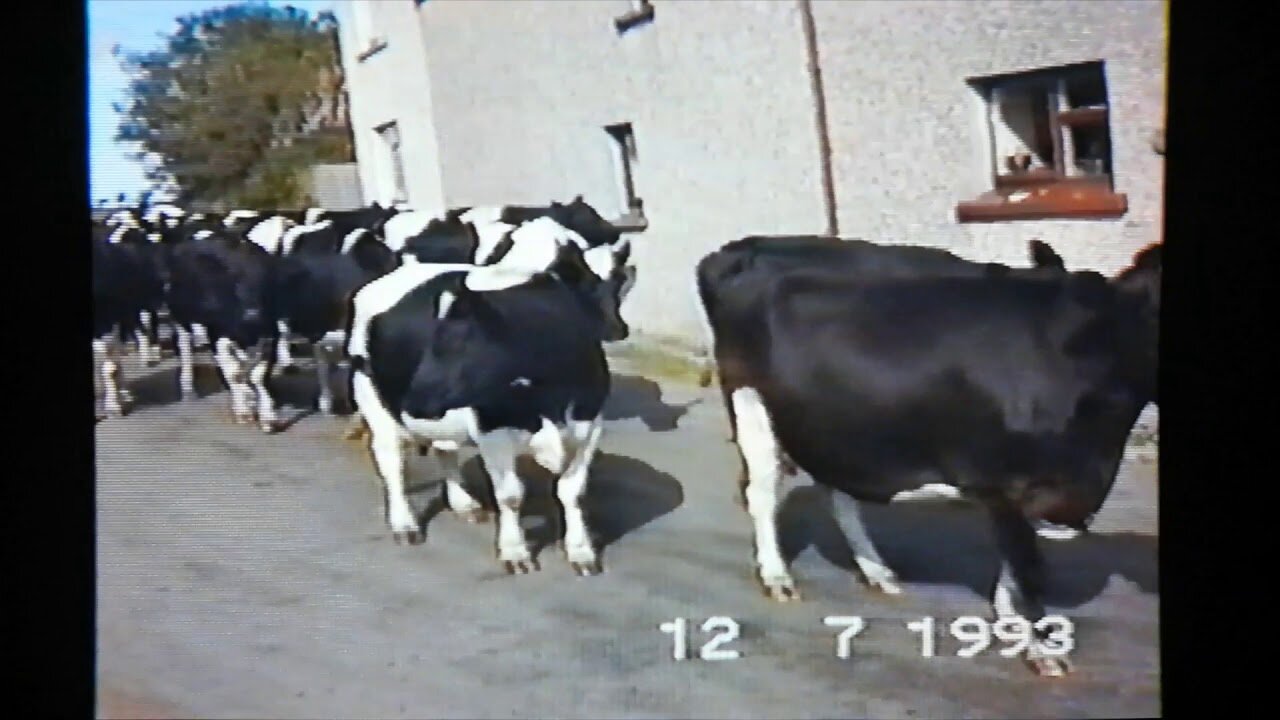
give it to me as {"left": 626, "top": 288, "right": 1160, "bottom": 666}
{"left": 798, "top": 0, "right": 839, "bottom": 237}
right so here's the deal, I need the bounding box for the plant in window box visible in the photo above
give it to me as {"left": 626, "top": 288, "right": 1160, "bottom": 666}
{"left": 1005, "top": 152, "right": 1033, "bottom": 174}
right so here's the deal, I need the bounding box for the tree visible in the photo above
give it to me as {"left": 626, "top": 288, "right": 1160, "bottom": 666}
{"left": 113, "top": 3, "right": 352, "bottom": 209}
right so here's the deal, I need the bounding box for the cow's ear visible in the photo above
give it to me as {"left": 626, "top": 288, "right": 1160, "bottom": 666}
{"left": 1133, "top": 243, "right": 1162, "bottom": 270}
{"left": 572, "top": 194, "right": 584, "bottom": 204}
{"left": 453, "top": 284, "right": 506, "bottom": 331}
{"left": 549, "top": 241, "right": 592, "bottom": 284}
{"left": 612, "top": 236, "right": 632, "bottom": 266}
{"left": 1029, "top": 239, "right": 1065, "bottom": 271}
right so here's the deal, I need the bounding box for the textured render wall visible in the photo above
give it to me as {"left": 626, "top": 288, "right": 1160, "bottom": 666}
{"left": 335, "top": 1, "right": 446, "bottom": 211}
{"left": 812, "top": 0, "right": 1167, "bottom": 274}
{"left": 417, "top": 0, "right": 825, "bottom": 342}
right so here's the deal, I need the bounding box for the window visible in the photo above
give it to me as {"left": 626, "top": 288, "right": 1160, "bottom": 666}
{"left": 376, "top": 122, "right": 408, "bottom": 204}
{"left": 605, "top": 122, "right": 647, "bottom": 230}
{"left": 957, "top": 61, "right": 1127, "bottom": 223}
{"left": 614, "top": 0, "right": 654, "bottom": 34}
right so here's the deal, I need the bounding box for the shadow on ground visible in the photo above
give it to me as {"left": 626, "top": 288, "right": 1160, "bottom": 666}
{"left": 406, "top": 451, "right": 684, "bottom": 564}
{"left": 602, "top": 373, "right": 697, "bottom": 431}
{"left": 777, "top": 485, "right": 1158, "bottom": 609}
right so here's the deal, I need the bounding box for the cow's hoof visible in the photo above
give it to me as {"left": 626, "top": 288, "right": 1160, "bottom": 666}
{"left": 566, "top": 550, "right": 602, "bottom": 577}
{"left": 392, "top": 529, "right": 425, "bottom": 546}
{"left": 500, "top": 548, "right": 538, "bottom": 574}
{"left": 103, "top": 404, "right": 126, "bottom": 419}
{"left": 318, "top": 398, "right": 334, "bottom": 415}
{"left": 260, "top": 420, "right": 282, "bottom": 434}
{"left": 1025, "top": 650, "right": 1073, "bottom": 678}
{"left": 456, "top": 508, "right": 492, "bottom": 524}
{"left": 758, "top": 572, "right": 801, "bottom": 602}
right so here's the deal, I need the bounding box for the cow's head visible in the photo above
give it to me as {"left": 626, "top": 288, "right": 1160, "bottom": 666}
{"left": 551, "top": 240, "right": 631, "bottom": 342}
{"left": 1112, "top": 243, "right": 1161, "bottom": 403}
{"left": 550, "top": 195, "right": 621, "bottom": 248}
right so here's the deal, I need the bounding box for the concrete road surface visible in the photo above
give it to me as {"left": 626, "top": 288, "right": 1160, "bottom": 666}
{"left": 96, "top": 354, "right": 1159, "bottom": 719}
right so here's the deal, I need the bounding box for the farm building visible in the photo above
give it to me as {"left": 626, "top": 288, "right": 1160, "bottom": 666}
{"left": 334, "top": 0, "right": 1167, "bottom": 346}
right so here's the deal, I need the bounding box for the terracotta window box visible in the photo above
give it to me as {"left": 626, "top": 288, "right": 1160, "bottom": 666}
{"left": 956, "top": 178, "right": 1128, "bottom": 223}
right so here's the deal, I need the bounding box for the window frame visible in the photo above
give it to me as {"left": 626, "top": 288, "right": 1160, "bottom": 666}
{"left": 375, "top": 121, "right": 409, "bottom": 205}
{"left": 604, "top": 122, "right": 648, "bottom": 232}
{"left": 957, "top": 61, "right": 1128, "bottom": 224}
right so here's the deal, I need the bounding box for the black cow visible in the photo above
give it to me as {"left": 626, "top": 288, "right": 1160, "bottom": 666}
{"left": 695, "top": 240, "right": 1160, "bottom": 677}
{"left": 92, "top": 233, "right": 167, "bottom": 417}
{"left": 346, "top": 243, "right": 627, "bottom": 575}
{"left": 165, "top": 230, "right": 281, "bottom": 431}
{"left": 397, "top": 215, "right": 482, "bottom": 265}
{"left": 272, "top": 225, "right": 397, "bottom": 414}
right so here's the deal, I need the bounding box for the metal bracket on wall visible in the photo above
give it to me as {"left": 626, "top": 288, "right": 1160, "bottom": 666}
{"left": 614, "top": 1, "right": 655, "bottom": 34}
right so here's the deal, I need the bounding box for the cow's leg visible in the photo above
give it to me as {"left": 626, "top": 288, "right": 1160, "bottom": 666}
{"left": 275, "top": 320, "right": 296, "bottom": 373}
{"left": 823, "top": 486, "right": 903, "bottom": 595}
{"left": 988, "top": 502, "right": 1072, "bottom": 677}
{"left": 134, "top": 311, "right": 160, "bottom": 367}
{"left": 528, "top": 417, "right": 567, "bottom": 474}
{"left": 352, "top": 370, "right": 421, "bottom": 544}
{"left": 314, "top": 342, "right": 334, "bottom": 414}
{"left": 556, "top": 418, "right": 604, "bottom": 576}
{"left": 247, "top": 354, "right": 279, "bottom": 433}
{"left": 213, "top": 338, "right": 254, "bottom": 424}
{"left": 191, "top": 323, "right": 210, "bottom": 348}
{"left": 476, "top": 429, "right": 536, "bottom": 574}
{"left": 731, "top": 387, "right": 798, "bottom": 601}
{"left": 93, "top": 336, "right": 125, "bottom": 418}
{"left": 436, "top": 443, "right": 489, "bottom": 523}
{"left": 174, "top": 324, "right": 196, "bottom": 400}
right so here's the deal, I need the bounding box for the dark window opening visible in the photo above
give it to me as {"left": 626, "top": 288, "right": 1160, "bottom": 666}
{"left": 958, "top": 60, "right": 1127, "bottom": 223}
{"left": 605, "top": 122, "right": 647, "bottom": 231}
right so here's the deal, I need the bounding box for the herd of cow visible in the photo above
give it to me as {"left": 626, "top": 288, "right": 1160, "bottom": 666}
{"left": 92, "top": 197, "right": 1160, "bottom": 679}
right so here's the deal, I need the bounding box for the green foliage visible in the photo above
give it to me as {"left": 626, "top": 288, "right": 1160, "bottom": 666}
{"left": 114, "top": 2, "right": 352, "bottom": 209}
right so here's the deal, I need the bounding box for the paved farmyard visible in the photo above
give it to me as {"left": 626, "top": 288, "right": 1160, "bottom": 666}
{"left": 97, "top": 354, "right": 1158, "bottom": 719}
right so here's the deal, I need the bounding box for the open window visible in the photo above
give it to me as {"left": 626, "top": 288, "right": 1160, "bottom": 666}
{"left": 957, "top": 61, "right": 1127, "bottom": 223}
{"left": 605, "top": 122, "right": 648, "bottom": 231}
{"left": 375, "top": 121, "right": 408, "bottom": 205}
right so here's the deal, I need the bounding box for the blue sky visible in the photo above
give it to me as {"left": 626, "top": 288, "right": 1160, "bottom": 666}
{"left": 88, "top": 0, "right": 334, "bottom": 204}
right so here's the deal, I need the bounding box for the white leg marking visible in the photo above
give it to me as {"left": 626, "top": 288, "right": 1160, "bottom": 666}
{"left": 191, "top": 323, "right": 210, "bottom": 348}
{"left": 826, "top": 487, "right": 903, "bottom": 595}
{"left": 731, "top": 387, "right": 798, "bottom": 601}
{"left": 476, "top": 429, "right": 536, "bottom": 573}
{"left": 275, "top": 320, "right": 294, "bottom": 368}
{"left": 214, "top": 338, "right": 253, "bottom": 423}
{"left": 94, "top": 338, "right": 125, "bottom": 417}
{"left": 440, "top": 448, "right": 487, "bottom": 522}
{"left": 994, "top": 563, "right": 1073, "bottom": 677}
{"left": 314, "top": 343, "right": 334, "bottom": 415}
{"left": 352, "top": 370, "right": 420, "bottom": 543}
{"left": 248, "top": 359, "right": 278, "bottom": 433}
{"left": 557, "top": 418, "right": 604, "bottom": 576}
{"left": 135, "top": 311, "right": 160, "bottom": 366}
{"left": 528, "top": 417, "right": 567, "bottom": 474}
{"left": 175, "top": 325, "right": 195, "bottom": 400}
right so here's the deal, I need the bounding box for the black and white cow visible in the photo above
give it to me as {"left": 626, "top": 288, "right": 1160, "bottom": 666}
{"left": 346, "top": 243, "right": 629, "bottom": 575}
{"left": 343, "top": 215, "right": 636, "bottom": 438}
{"left": 165, "top": 229, "right": 281, "bottom": 431}
{"left": 695, "top": 239, "right": 1160, "bottom": 677}
{"left": 497, "top": 195, "right": 621, "bottom": 248}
